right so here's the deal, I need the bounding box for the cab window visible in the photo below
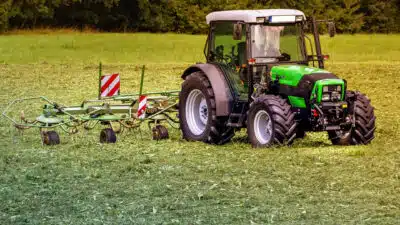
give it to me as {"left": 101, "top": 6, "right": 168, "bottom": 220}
{"left": 211, "top": 22, "right": 246, "bottom": 67}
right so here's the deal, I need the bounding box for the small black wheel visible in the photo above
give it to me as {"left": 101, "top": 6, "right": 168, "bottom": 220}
{"left": 42, "top": 131, "right": 60, "bottom": 145}
{"left": 247, "top": 95, "right": 297, "bottom": 148}
{"left": 152, "top": 125, "right": 169, "bottom": 140}
{"left": 100, "top": 128, "right": 117, "bottom": 143}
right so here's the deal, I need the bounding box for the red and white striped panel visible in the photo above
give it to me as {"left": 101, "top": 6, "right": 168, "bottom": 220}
{"left": 100, "top": 73, "right": 120, "bottom": 97}
{"left": 137, "top": 95, "right": 147, "bottom": 119}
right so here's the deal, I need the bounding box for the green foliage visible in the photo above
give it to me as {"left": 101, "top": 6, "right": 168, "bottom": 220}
{"left": 326, "top": 0, "right": 364, "bottom": 33}
{"left": 0, "top": 0, "right": 12, "bottom": 32}
{"left": 361, "top": 0, "right": 400, "bottom": 33}
{"left": 0, "top": 33, "right": 400, "bottom": 224}
{"left": 0, "top": 0, "right": 400, "bottom": 33}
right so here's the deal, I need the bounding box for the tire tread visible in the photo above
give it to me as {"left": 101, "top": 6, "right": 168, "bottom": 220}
{"left": 247, "top": 94, "right": 297, "bottom": 147}
{"left": 180, "top": 72, "right": 234, "bottom": 145}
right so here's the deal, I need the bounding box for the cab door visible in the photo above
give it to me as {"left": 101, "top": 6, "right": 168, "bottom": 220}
{"left": 207, "top": 21, "right": 248, "bottom": 101}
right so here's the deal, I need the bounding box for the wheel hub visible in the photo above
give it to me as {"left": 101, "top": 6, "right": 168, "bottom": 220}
{"left": 254, "top": 110, "right": 273, "bottom": 144}
{"left": 199, "top": 98, "right": 208, "bottom": 124}
{"left": 185, "top": 89, "right": 209, "bottom": 136}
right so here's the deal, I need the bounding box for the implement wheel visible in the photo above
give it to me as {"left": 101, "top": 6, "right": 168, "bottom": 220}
{"left": 100, "top": 128, "right": 117, "bottom": 144}
{"left": 247, "top": 95, "right": 297, "bottom": 148}
{"left": 42, "top": 131, "right": 60, "bottom": 145}
{"left": 329, "top": 91, "right": 376, "bottom": 145}
{"left": 179, "top": 71, "right": 234, "bottom": 145}
{"left": 152, "top": 125, "right": 169, "bottom": 140}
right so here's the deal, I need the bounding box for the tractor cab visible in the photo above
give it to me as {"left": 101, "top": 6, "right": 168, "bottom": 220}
{"left": 206, "top": 10, "right": 308, "bottom": 66}
{"left": 204, "top": 9, "right": 333, "bottom": 100}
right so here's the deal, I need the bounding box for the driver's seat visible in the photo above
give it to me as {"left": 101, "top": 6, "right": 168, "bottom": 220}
{"left": 237, "top": 42, "right": 246, "bottom": 67}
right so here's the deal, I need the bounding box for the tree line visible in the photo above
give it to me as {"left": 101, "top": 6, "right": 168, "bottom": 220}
{"left": 0, "top": 0, "right": 399, "bottom": 33}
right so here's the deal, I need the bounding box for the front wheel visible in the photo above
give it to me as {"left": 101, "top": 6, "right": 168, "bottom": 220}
{"left": 328, "top": 91, "right": 376, "bottom": 145}
{"left": 247, "top": 95, "right": 297, "bottom": 148}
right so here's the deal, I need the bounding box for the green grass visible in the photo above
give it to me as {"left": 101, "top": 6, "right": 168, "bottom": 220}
{"left": 0, "top": 32, "right": 399, "bottom": 224}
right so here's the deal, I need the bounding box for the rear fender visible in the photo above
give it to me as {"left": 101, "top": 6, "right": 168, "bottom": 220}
{"left": 182, "top": 64, "right": 233, "bottom": 116}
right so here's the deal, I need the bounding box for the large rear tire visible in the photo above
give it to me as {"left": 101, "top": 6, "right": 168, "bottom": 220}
{"left": 179, "top": 71, "right": 234, "bottom": 145}
{"left": 247, "top": 95, "right": 297, "bottom": 148}
{"left": 328, "top": 91, "right": 376, "bottom": 145}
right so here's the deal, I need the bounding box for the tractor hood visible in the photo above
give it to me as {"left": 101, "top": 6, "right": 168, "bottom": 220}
{"left": 270, "top": 64, "right": 346, "bottom": 106}
{"left": 271, "top": 65, "right": 338, "bottom": 87}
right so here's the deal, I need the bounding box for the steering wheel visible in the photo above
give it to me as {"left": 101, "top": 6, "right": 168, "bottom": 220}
{"left": 225, "top": 46, "right": 240, "bottom": 65}
{"left": 211, "top": 45, "right": 239, "bottom": 67}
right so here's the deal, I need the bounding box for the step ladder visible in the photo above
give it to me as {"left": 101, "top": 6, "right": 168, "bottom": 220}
{"left": 226, "top": 101, "right": 248, "bottom": 128}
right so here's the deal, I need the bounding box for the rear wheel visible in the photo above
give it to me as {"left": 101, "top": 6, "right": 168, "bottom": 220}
{"left": 247, "top": 95, "right": 297, "bottom": 148}
{"left": 179, "top": 71, "right": 234, "bottom": 144}
{"left": 328, "top": 91, "right": 376, "bottom": 145}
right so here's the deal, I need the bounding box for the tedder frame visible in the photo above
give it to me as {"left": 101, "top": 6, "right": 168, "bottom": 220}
{"left": 2, "top": 65, "right": 180, "bottom": 145}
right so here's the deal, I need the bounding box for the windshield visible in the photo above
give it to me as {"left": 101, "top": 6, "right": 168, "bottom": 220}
{"left": 251, "top": 23, "right": 305, "bottom": 62}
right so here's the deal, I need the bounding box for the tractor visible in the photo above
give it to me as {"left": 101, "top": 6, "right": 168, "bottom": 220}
{"left": 178, "top": 9, "right": 376, "bottom": 147}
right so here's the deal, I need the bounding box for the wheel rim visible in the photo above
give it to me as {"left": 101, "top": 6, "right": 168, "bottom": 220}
{"left": 254, "top": 110, "right": 273, "bottom": 145}
{"left": 185, "top": 89, "right": 208, "bottom": 136}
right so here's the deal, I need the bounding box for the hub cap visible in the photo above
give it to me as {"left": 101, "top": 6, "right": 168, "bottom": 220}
{"left": 186, "top": 89, "right": 208, "bottom": 135}
{"left": 254, "top": 110, "right": 273, "bottom": 144}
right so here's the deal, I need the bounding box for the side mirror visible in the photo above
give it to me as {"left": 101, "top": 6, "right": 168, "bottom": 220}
{"left": 233, "top": 23, "right": 243, "bottom": 40}
{"left": 328, "top": 22, "right": 336, "bottom": 37}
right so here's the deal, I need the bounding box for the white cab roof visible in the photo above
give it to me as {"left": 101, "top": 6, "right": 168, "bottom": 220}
{"left": 206, "top": 9, "right": 306, "bottom": 24}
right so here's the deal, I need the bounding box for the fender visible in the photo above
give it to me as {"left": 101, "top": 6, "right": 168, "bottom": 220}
{"left": 182, "top": 64, "right": 233, "bottom": 116}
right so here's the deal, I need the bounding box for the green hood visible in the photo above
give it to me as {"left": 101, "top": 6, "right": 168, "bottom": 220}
{"left": 271, "top": 65, "right": 331, "bottom": 86}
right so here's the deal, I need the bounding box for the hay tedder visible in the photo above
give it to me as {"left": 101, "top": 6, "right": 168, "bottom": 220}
{"left": 2, "top": 65, "right": 180, "bottom": 145}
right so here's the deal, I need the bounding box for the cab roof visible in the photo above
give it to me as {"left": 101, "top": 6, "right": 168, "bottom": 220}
{"left": 206, "top": 9, "right": 306, "bottom": 24}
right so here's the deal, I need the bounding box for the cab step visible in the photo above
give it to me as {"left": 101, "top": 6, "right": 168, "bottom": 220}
{"left": 226, "top": 102, "right": 248, "bottom": 128}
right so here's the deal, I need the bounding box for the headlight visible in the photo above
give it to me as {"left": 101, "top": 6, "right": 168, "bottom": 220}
{"left": 325, "top": 85, "right": 341, "bottom": 92}
{"left": 321, "top": 85, "right": 342, "bottom": 102}
{"left": 295, "top": 15, "right": 303, "bottom": 21}
{"left": 256, "top": 17, "right": 266, "bottom": 23}
{"left": 331, "top": 91, "right": 341, "bottom": 101}
{"left": 322, "top": 93, "right": 330, "bottom": 101}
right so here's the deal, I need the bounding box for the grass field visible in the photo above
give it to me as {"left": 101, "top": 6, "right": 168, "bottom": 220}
{"left": 0, "top": 32, "right": 399, "bottom": 224}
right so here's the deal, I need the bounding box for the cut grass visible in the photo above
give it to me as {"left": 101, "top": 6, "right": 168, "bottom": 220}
{"left": 0, "top": 33, "right": 399, "bottom": 224}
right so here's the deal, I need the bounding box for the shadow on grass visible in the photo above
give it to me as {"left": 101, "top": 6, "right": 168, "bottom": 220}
{"left": 230, "top": 134, "right": 333, "bottom": 148}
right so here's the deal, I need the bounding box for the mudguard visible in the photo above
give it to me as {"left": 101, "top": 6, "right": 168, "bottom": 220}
{"left": 182, "top": 64, "right": 233, "bottom": 116}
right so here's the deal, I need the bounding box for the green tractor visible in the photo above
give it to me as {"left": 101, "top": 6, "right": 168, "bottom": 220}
{"left": 179, "top": 9, "right": 375, "bottom": 147}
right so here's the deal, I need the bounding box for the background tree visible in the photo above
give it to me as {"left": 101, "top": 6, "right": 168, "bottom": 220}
{"left": 0, "top": 0, "right": 399, "bottom": 33}
{"left": 0, "top": 0, "right": 12, "bottom": 32}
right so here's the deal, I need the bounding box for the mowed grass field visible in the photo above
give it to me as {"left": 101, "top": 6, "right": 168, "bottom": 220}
{"left": 0, "top": 32, "right": 399, "bottom": 224}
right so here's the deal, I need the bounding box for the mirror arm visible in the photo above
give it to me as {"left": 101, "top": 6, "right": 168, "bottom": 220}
{"left": 311, "top": 17, "right": 324, "bottom": 69}
{"left": 304, "top": 35, "right": 315, "bottom": 67}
